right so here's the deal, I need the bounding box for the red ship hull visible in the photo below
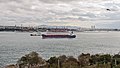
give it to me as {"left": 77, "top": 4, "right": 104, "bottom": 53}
{"left": 42, "top": 34, "right": 76, "bottom": 39}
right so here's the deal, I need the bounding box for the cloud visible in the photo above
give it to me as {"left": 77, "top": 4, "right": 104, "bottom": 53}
{"left": 96, "top": 22, "right": 120, "bottom": 29}
{"left": 38, "top": 0, "right": 79, "bottom": 4}
{"left": 0, "top": 0, "right": 120, "bottom": 28}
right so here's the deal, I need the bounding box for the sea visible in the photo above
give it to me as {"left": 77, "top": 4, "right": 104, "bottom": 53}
{"left": 0, "top": 31, "right": 120, "bottom": 67}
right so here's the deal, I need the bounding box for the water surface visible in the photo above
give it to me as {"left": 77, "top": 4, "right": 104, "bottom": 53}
{"left": 0, "top": 31, "right": 120, "bottom": 67}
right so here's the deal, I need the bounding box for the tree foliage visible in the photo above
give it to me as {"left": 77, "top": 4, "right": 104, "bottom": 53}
{"left": 17, "top": 51, "right": 44, "bottom": 65}
{"left": 15, "top": 52, "right": 120, "bottom": 68}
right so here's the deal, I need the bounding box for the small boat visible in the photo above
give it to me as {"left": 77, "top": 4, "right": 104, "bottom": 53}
{"left": 30, "top": 34, "right": 41, "bottom": 36}
{"left": 41, "top": 31, "right": 76, "bottom": 39}
{"left": 30, "top": 31, "right": 41, "bottom": 36}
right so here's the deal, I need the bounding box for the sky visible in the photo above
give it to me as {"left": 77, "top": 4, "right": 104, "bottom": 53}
{"left": 0, "top": 0, "right": 120, "bottom": 28}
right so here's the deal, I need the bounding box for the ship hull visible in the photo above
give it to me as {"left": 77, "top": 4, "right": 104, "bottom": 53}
{"left": 42, "top": 34, "right": 76, "bottom": 39}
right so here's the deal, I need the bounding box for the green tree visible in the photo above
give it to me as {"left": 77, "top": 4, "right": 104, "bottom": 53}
{"left": 78, "top": 53, "right": 91, "bottom": 67}
{"left": 99, "top": 54, "right": 111, "bottom": 64}
{"left": 17, "top": 51, "right": 45, "bottom": 67}
{"left": 62, "top": 56, "right": 79, "bottom": 68}
{"left": 47, "top": 56, "right": 58, "bottom": 68}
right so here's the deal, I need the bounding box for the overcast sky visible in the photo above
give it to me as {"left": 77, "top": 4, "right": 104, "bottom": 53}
{"left": 0, "top": 0, "right": 120, "bottom": 28}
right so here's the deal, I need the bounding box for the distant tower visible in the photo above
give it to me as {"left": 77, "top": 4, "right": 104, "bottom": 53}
{"left": 91, "top": 26, "right": 95, "bottom": 29}
{"left": 91, "top": 26, "right": 95, "bottom": 30}
{"left": 21, "top": 24, "right": 23, "bottom": 30}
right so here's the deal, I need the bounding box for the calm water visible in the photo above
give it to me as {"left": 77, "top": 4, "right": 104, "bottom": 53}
{"left": 0, "top": 31, "right": 120, "bottom": 67}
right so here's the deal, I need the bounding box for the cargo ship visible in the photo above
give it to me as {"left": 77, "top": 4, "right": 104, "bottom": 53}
{"left": 42, "top": 34, "right": 76, "bottom": 38}
{"left": 41, "top": 31, "right": 76, "bottom": 39}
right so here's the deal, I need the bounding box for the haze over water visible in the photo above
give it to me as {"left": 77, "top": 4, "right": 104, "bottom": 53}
{"left": 0, "top": 31, "right": 120, "bottom": 67}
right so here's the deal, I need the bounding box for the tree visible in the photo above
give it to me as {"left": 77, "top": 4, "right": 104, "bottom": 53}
{"left": 62, "top": 56, "right": 79, "bottom": 68}
{"left": 17, "top": 51, "right": 45, "bottom": 68}
{"left": 47, "top": 56, "right": 58, "bottom": 68}
{"left": 78, "top": 53, "right": 91, "bottom": 67}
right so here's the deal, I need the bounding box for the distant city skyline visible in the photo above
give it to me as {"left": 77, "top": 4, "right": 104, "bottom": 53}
{"left": 0, "top": 0, "right": 120, "bottom": 29}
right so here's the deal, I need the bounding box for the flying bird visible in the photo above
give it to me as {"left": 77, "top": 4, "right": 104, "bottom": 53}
{"left": 106, "top": 9, "right": 111, "bottom": 11}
